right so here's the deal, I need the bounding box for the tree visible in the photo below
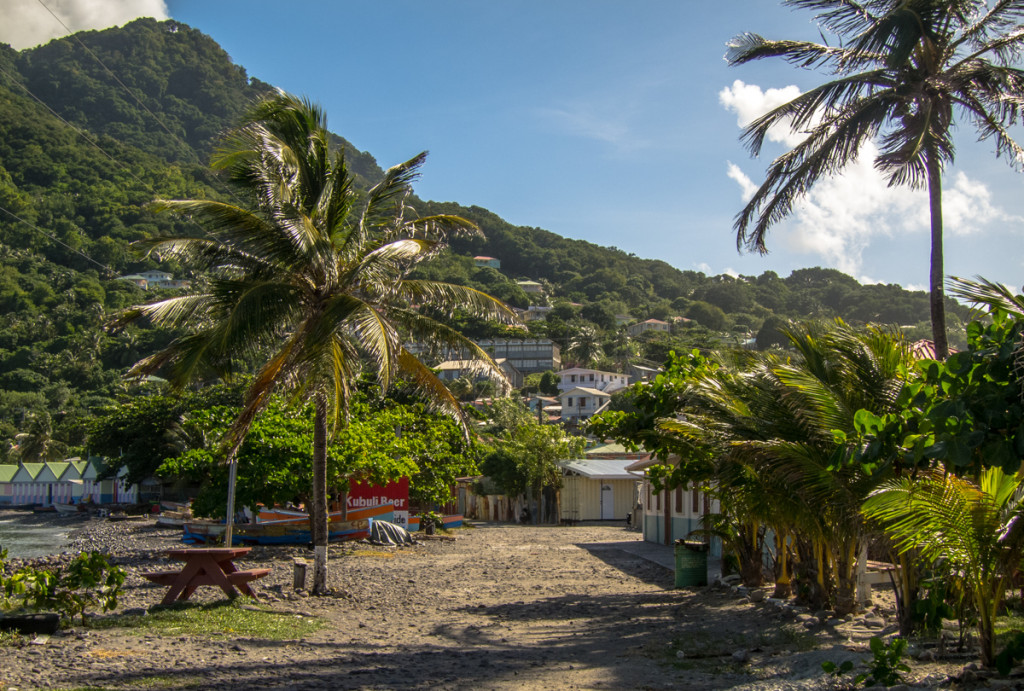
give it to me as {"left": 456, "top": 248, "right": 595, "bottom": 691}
{"left": 863, "top": 468, "right": 1024, "bottom": 667}
{"left": 685, "top": 301, "right": 726, "bottom": 331}
{"left": 728, "top": 1, "right": 1024, "bottom": 359}
{"left": 755, "top": 314, "right": 789, "bottom": 350}
{"left": 481, "top": 398, "right": 584, "bottom": 522}
{"left": 565, "top": 322, "right": 604, "bottom": 366}
{"left": 116, "top": 94, "right": 515, "bottom": 594}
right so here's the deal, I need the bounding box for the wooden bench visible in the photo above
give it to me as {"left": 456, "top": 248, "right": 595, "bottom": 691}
{"left": 226, "top": 568, "right": 271, "bottom": 585}
{"left": 142, "top": 570, "right": 184, "bottom": 586}
{"left": 144, "top": 548, "right": 271, "bottom": 605}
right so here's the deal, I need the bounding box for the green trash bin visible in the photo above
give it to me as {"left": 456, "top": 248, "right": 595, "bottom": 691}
{"left": 674, "top": 540, "right": 708, "bottom": 588}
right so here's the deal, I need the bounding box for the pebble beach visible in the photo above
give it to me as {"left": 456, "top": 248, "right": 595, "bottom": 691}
{"left": 0, "top": 512, "right": 995, "bottom": 690}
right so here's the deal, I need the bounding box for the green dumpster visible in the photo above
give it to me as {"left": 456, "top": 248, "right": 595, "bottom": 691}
{"left": 674, "top": 540, "right": 708, "bottom": 587}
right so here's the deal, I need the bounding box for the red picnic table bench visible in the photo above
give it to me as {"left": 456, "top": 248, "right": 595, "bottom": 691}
{"left": 143, "top": 547, "right": 270, "bottom": 606}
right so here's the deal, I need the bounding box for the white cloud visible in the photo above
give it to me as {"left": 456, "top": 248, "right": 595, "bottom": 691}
{"left": 719, "top": 79, "right": 805, "bottom": 147}
{"left": 943, "top": 172, "right": 1021, "bottom": 235}
{"left": 726, "top": 162, "right": 758, "bottom": 202}
{"left": 723, "top": 267, "right": 739, "bottom": 278}
{"left": 0, "top": 0, "right": 168, "bottom": 50}
{"left": 721, "top": 80, "right": 1013, "bottom": 277}
{"left": 695, "top": 262, "right": 713, "bottom": 274}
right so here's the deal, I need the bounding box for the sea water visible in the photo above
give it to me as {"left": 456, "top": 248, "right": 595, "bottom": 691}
{"left": 0, "top": 515, "right": 72, "bottom": 558}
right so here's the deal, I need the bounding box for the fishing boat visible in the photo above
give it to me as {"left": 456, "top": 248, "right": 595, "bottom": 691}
{"left": 182, "top": 512, "right": 386, "bottom": 546}
{"left": 256, "top": 502, "right": 396, "bottom": 524}
{"left": 53, "top": 502, "right": 81, "bottom": 515}
{"left": 406, "top": 514, "right": 464, "bottom": 532}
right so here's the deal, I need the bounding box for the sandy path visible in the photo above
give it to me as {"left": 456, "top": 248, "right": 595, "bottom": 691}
{"left": 0, "top": 519, "right": 966, "bottom": 690}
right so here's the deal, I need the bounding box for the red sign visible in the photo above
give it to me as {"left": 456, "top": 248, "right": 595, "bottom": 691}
{"left": 347, "top": 477, "right": 409, "bottom": 512}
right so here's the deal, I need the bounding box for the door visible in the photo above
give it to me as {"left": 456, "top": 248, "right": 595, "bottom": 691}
{"left": 601, "top": 484, "right": 614, "bottom": 520}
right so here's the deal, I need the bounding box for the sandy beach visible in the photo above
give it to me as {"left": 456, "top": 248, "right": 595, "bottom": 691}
{"left": 0, "top": 514, "right": 982, "bottom": 690}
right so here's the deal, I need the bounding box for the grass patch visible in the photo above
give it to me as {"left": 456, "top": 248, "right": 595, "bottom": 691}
{"left": 995, "top": 610, "right": 1024, "bottom": 648}
{"left": 92, "top": 599, "right": 325, "bottom": 640}
{"left": 0, "top": 629, "right": 26, "bottom": 647}
{"left": 349, "top": 549, "right": 397, "bottom": 559}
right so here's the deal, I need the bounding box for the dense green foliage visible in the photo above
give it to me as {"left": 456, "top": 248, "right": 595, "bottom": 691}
{"left": 0, "top": 18, "right": 971, "bottom": 480}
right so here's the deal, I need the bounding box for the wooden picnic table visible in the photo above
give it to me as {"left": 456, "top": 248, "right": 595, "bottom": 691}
{"left": 143, "top": 547, "right": 270, "bottom": 606}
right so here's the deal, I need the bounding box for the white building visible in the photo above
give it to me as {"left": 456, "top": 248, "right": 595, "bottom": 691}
{"left": 558, "top": 387, "right": 611, "bottom": 422}
{"left": 556, "top": 367, "right": 629, "bottom": 394}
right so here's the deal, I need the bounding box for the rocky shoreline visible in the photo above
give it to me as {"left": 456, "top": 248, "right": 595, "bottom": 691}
{"left": 0, "top": 514, "right": 1004, "bottom": 690}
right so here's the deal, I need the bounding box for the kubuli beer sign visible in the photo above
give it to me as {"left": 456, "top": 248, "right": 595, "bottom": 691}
{"left": 348, "top": 477, "right": 410, "bottom": 528}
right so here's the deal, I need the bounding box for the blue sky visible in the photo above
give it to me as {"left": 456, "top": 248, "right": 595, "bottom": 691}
{"left": 5, "top": 0, "right": 1024, "bottom": 291}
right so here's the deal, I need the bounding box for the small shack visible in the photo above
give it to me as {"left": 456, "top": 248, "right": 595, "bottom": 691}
{"left": 558, "top": 458, "right": 640, "bottom": 523}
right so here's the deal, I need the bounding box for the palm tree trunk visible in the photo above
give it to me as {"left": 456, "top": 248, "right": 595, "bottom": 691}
{"left": 926, "top": 149, "right": 949, "bottom": 360}
{"left": 834, "top": 540, "right": 858, "bottom": 616}
{"left": 311, "top": 394, "right": 329, "bottom": 595}
{"left": 773, "top": 530, "right": 792, "bottom": 599}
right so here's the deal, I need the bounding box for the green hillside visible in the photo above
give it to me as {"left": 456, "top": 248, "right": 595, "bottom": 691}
{"left": 0, "top": 18, "right": 969, "bottom": 461}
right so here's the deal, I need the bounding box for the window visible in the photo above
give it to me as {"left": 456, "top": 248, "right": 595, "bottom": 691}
{"left": 692, "top": 487, "right": 699, "bottom": 513}
{"left": 578, "top": 397, "right": 587, "bottom": 407}
{"left": 570, "top": 375, "right": 576, "bottom": 383}
{"left": 675, "top": 486, "right": 682, "bottom": 513}
{"left": 566, "top": 397, "right": 573, "bottom": 407}
{"left": 589, "top": 373, "right": 594, "bottom": 381}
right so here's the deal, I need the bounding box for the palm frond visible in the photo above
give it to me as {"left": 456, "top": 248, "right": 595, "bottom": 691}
{"left": 736, "top": 95, "right": 893, "bottom": 252}
{"left": 948, "top": 275, "right": 1024, "bottom": 318}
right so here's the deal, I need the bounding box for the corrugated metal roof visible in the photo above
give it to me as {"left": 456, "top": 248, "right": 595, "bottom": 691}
{"left": 558, "top": 458, "right": 641, "bottom": 480}
{"left": 559, "top": 386, "right": 610, "bottom": 397}
{"left": 0, "top": 465, "right": 17, "bottom": 482}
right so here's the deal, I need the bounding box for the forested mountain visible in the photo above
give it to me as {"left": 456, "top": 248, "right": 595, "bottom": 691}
{"left": 0, "top": 18, "right": 969, "bottom": 461}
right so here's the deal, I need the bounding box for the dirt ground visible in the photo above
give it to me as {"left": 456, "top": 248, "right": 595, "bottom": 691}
{"left": 0, "top": 517, "right": 980, "bottom": 690}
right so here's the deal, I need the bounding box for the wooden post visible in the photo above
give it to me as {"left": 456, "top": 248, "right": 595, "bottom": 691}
{"left": 293, "top": 558, "right": 308, "bottom": 591}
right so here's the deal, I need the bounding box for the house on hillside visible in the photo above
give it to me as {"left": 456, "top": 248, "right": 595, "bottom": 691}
{"left": 627, "top": 363, "right": 660, "bottom": 383}
{"left": 557, "top": 367, "right": 629, "bottom": 394}
{"left": 559, "top": 387, "right": 611, "bottom": 422}
{"left": 517, "top": 305, "right": 553, "bottom": 322}
{"left": 515, "top": 280, "right": 544, "bottom": 295}
{"left": 116, "top": 271, "right": 189, "bottom": 291}
{"left": 473, "top": 256, "right": 501, "bottom": 269}
{"left": 477, "top": 338, "right": 560, "bottom": 374}
{"left": 116, "top": 274, "right": 149, "bottom": 289}
{"left": 627, "top": 318, "right": 671, "bottom": 337}
{"left": 526, "top": 395, "right": 560, "bottom": 421}
{"left": 409, "top": 338, "right": 561, "bottom": 375}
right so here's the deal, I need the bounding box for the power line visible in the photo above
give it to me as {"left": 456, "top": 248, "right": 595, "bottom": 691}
{"left": 33, "top": 0, "right": 250, "bottom": 209}
{"left": 0, "top": 65, "right": 162, "bottom": 196}
{"left": 0, "top": 203, "right": 118, "bottom": 277}
{"left": 34, "top": 0, "right": 199, "bottom": 165}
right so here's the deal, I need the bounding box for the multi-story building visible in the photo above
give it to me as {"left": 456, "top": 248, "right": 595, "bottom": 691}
{"left": 475, "top": 338, "right": 560, "bottom": 374}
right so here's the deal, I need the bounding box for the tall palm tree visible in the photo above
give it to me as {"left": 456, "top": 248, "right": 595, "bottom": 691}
{"left": 116, "top": 94, "right": 516, "bottom": 593}
{"left": 728, "top": 0, "right": 1024, "bottom": 359}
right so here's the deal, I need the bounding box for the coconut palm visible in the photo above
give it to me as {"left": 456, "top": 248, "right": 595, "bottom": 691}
{"left": 863, "top": 467, "right": 1024, "bottom": 667}
{"left": 662, "top": 321, "right": 914, "bottom": 613}
{"left": 728, "top": 0, "right": 1024, "bottom": 359}
{"left": 116, "top": 93, "right": 516, "bottom": 593}
{"left": 13, "top": 412, "right": 66, "bottom": 463}
{"left": 566, "top": 322, "right": 604, "bottom": 367}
